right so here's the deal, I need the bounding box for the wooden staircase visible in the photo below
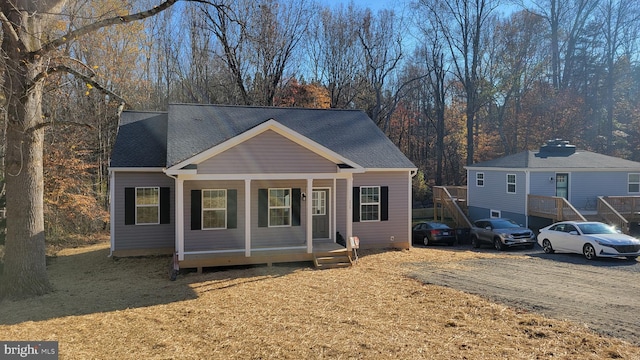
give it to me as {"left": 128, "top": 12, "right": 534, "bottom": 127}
{"left": 313, "top": 250, "right": 353, "bottom": 269}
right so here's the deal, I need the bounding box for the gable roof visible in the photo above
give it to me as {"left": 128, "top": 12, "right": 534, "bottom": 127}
{"left": 467, "top": 149, "right": 640, "bottom": 170}
{"left": 110, "top": 104, "right": 416, "bottom": 170}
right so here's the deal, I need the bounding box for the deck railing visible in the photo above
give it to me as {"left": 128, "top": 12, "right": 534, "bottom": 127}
{"left": 528, "top": 195, "right": 586, "bottom": 222}
{"left": 433, "top": 186, "right": 472, "bottom": 228}
{"left": 597, "top": 197, "right": 629, "bottom": 233}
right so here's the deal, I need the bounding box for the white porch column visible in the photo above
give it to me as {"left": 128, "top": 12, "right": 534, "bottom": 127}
{"left": 332, "top": 178, "right": 337, "bottom": 243}
{"left": 346, "top": 175, "right": 353, "bottom": 242}
{"left": 245, "top": 179, "right": 252, "bottom": 257}
{"left": 306, "top": 178, "right": 313, "bottom": 253}
{"left": 176, "top": 177, "right": 185, "bottom": 261}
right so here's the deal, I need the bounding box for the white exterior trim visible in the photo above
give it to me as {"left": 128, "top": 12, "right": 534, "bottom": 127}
{"left": 108, "top": 167, "right": 165, "bottom": 173}
{"left": 176, "top": 178, "right": 185, "bottom": 261}
{"left": 245, "top": 179, "right": 251, "bottom": 257}
{"left": 109, "top": 171, "right": 115, "bottom": 256}
{"left": 306, "top": 178, "right": 313, "bottom": 253}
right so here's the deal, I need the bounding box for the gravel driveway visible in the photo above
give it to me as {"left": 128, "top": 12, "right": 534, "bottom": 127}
{"left": 409, "top": 245, "right": 640, "bottom": 345}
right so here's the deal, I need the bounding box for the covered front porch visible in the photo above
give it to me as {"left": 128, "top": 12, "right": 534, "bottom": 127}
{"left": 170, "top": 171, "right": 360, "bottom": 270}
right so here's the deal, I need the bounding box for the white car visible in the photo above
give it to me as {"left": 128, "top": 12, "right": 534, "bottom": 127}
{"left": 537, "top": 221, "right": 640, "bottom": 260}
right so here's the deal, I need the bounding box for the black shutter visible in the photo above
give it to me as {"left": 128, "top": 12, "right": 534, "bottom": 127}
{"left": 258, "top": 189, "right": 268, "bottom": 227}
{"left": 381, "top": 186, "right": 389, "bottom": 221}
{"left": 292, "top": 188, "right": 301, "bottom": 226}
{"left": 227, "top": 189, "right": 237, "bottom": 229}
{"left": 160, "top": 187, "right": 171, "bottom": 224}
{"left": 352, "top": 187, "right": 360, "bottom": 222}
{"left": 191, "top": 190, "right": 201, "bottom": 230}
{"left": 124, "top": 188, "right": 136, "bottom": 225}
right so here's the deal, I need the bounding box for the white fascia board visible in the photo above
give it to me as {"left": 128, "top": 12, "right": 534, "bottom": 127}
{"left": 177, "top": 172, "right": 354, "bottom": 181}
{"left": 108, "top": 167, "right": 165, "bottom": 173}
{"left": 164, "top": 168, "right": 197, "bottom": 176}
{"left": 364, "top": 167, "right": 418, "bottom": 173}
{"left": 465, "top": 166, "right": 639, "bottom": 172}
{"left": 166, "top": 119, "right": 363, "bottom": 172}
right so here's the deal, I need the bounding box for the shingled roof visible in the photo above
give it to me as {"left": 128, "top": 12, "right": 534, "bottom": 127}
{"left": 110, "top": 104, "right": 416, "bottom": 170}
{"left": 468, "top": 139, "right": 640, "bottom": 170}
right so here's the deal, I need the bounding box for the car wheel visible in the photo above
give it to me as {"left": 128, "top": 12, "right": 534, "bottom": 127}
{"left": 494, "top": 237, "right": 505, "bottom": 251}
{"left": 423, "top": 236, "right": 429, "bottom": 246}
{"left": 583, "top": 243, "right": 597, "bottom": 260}
{"left": 471, "top": 236, "right": 480, "bottom": 248}
{"left": 542, "top": 239, "right": 554, "bottom": 254}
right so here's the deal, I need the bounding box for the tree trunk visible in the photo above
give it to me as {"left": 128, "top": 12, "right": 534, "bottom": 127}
{"left": 0, "top": 8, "right": 52, "bottom": 298}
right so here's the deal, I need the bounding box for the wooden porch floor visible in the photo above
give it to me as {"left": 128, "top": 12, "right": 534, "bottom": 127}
{"left": 178, "top": 240, "right": 349, "bottom": 270}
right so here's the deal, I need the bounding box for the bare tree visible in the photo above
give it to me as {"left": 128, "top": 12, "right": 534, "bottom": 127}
{"left": 307, "top": 3, "right": 364, "bottom": 108}
{"left": 417, "top": 0, "right": 499, "bottom": 165}
{"left": 0, "top": 0, "right": 184, "bottom": 299}
{"left": 201, "top": 0, "right": 311, "bottom": 106}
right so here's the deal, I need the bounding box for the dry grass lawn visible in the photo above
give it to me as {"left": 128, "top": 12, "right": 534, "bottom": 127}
{"left": 1, "top": 240, "right": 639, "bottom": 359}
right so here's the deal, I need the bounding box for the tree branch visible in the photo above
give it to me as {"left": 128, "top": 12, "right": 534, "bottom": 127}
{"left": 31, "top": 65, "right": 126, "bottom": 104}
{"left": 0, "top": 10, "right": 20, "bottom": 44}
{"left": 33, "top": 0, "right": 185, "bottom": 57}
{"left": 27, "top": 120, "right": 94, "bottom": 134}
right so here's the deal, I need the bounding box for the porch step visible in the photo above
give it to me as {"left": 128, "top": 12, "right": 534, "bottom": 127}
{"left": 313, "top": 252, "right": 353, "bottom": 269}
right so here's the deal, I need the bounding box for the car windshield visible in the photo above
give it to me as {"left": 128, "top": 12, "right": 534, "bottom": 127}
{"left": 429, "top": 223, "right": 450, "bottom": 229}
{"left": 489, "top": 219, "right": 519, "bottom": 228}
{"left": 577, "top": 223, "right": 617, "bottom": 235}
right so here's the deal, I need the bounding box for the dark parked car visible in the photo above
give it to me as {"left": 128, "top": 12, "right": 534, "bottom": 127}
{"left": 470, "top": 218, "right": 536, "bottom": 250}
{"left": 412, "top": 222, "right": 456, "bottom": 246}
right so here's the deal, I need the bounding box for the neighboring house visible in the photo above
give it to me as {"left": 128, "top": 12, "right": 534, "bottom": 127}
{"left": 109, "top": 104, "right": 416, "bottom": 269}
{"left": 464, "top": 139, "right": 640, "bottom": 231}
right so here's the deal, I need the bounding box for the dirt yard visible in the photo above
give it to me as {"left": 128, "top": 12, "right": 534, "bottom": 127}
{"left": 1, "top": 242, "right": 639, "bottom": 359}
{"left": 409, "top": 247, "right": 640, "bottom": 346}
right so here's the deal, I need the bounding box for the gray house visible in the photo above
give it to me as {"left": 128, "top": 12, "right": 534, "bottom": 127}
{"left": 109, "top": 104, "right": 416, "bottom": 269}
{"left": 462, "top": 139, "right": 640, "bottom": 231}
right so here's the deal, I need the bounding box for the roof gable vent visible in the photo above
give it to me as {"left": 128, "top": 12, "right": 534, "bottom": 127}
{"left": 537, "top": 139, "right": 576, "bottom": 157}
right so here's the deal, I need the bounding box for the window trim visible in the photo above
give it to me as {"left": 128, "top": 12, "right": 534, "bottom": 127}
{"left": 490, "top": 210, "right": 501, "bottom": 218}
{"left": 201, "top": 189, "right": 227, "bottom": 230}
{"left": 360, "top": 186, "right": 381, "bottom": 222}
{"left": 269, "top": 188, "right": 292, "bottom": 227}
{"left": 628, "top": 173, "right": 640, "bottom": 194}
{"left": 312, "top": 190, "right": 326, "bottom": 216}
{"left": 506, "top": 174, "right": 516, "bottom": 194}
{"left": 135, "top": 186, "right": 160, "bottom": 225}
{"left": 476, "top": 172, "right": 484, "bottom": 187}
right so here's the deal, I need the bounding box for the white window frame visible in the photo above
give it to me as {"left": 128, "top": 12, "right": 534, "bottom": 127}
{"left": 269, "top": 188, "right": 291, "bottom": 227}
{"left": 135, "top": 187, "right": 159, "bottom": 225}
{"left": 490, "top": 210, "right": 501, "bottom": 218}
{"left": 628, "top": 173, "right": 640, "bottom": 194}
{"left": 360, "top": 186, "right": 380, "bottom": 222}
{"left": 506, "top": 174, "right": 516, "bottom": 194}
{"left": 312, "top": 190, "right": 326, "bottom": 216}
{"left": 476, "top": 172, "right": 484, "bottom": 187}
{"left": 202, "top": 189, "right": 227, "bottom": 230}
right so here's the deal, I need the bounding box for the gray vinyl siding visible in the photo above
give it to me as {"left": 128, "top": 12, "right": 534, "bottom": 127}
{"left": 183, "top": 180, "right": 245, "bottom": 252}
{"left": 529, "top": 172, "right": 557, "bottom": 197}
{"left": 197, "top": 130, "right": 338, "bottom": 174}
{"left": 467, "top": 169, "right": 527, "bottom": 221}
{"left": 112, "top": 172, "right": 175, "bottom": 251}
{"left": 251, "top": 180, "right": 307, "bottom": 248}
{"left": 352, "top": 172, "right": 411, "bottom": 248}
